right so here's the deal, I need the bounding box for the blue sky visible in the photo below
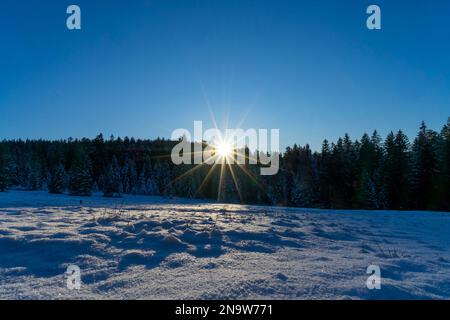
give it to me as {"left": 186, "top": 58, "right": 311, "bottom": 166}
{"left": 0, "top": 0, "right": 449, "bottom": 150}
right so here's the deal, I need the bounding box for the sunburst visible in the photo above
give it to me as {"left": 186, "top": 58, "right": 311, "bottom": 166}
{"left": 164, "top": 90, "right": 273, "bottom": 203}
{"left": 212, "top": 137, "right": 235, "bottom": 164}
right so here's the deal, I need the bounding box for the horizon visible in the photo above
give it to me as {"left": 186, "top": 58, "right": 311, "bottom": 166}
{"left": 1, "top": 117, "right": 447, "bottom": 153}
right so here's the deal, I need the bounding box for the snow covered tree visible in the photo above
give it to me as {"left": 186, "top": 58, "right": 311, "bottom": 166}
{"left": 136, "top": 161, "right": 158, "bottom": 195}
{"left": 68, "top": 149, "right": 93, "bottom": 196}
{"left": 121, "top": 160, "right": 130, "bottom": 194}
{"left": 145, "top": 176, "right": 159, "bottom": 195}
{"left": 172, "top": 164, "right": 195, "bottom": 198}
{"left": 291, "top": 174, "right": 314, "bottom": 207}
{"left": 0, "top": 117, "right": 447, "bottom": 210}
{"left": 218, "top": 167, "right": 240, "bottom": 203}
{"left": 102, "top": 156, "right": 122, "bottom": 197}
{"left": 136, "top": 170, "right": 146, "bottom": 195}
{"left": 48, "top": 163, "right": 65, "bottom": 194}
{"left": 153, "top": 161, "right": 171, "bottom": 196}
{"left": 0, "top": 147, "right": 10, "bottom": 192}
{"left": 128, "top": 160, "right": 138, "bottom": 194}
{"left": 265, "top": 167, "right": 288, "bottom": 206}
{"left": 27, "top": 159, "right": 42, "bottom": 190}
{"left": 355, "top": 170, "right": 378, "bottom": 209}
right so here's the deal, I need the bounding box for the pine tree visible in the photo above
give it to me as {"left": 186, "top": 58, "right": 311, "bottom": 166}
{"left": 136, "top": 160, "right": 159, "bottom": 195}
{"left": 102, "top": 156, "right": 122, "bottom": 197}
{"left": 128, "top": 160, "right": 138, "bottom": 194}
{"left": 92, "top": 133, "right": 107, "bottom": 188}
{"left": 121, "top": 160, "right": 130, "bottom": 194}
{"left": 289, "top": 144, "right": 317, "bottom": 207}
{"left": 356, "top": 169, "right": 378, "bottom": 209}
{"left": 145, "top": 176, "right": 159, "bottom": 195}
{"left": 358, "top": 133, "right": 373, "bottom": 175}
{"left": 435, "top": 118, "right": 450, "bottom": 210}
{"left": 154, "top": 161, "right": 171, "bottom": 196}
{"left": 48, "top": 163, "right": 65, "bottom": 194}
{"left": 0, "top": 147, "right": 10, "bottom": 192}
{"left": 219, "top": 167, "right": 240, "bottom": 203}
{"left": 383, "top": 130, "right": 411, "bottom": 209}
{"left": 265, "top": 166, "right": 288, "bottom": 206}
{"left": 331, "top": 136, "right": 356, "bottom": 208}
{"left": 27, "top": 158, "right": 42, "bottom": 191}
{"left": 411, "top": 122, "right": 439, "bottom": 209}
{"left": 0, "top": 118, "right": 448, "bottom": 210}
{"left": 291, "top": 173, "right": 314, "bottom": 207}
{"left": 172, "top": 164, "right": 195, "bottom": 198}
{"left": 68, "top": 148, "right": 93, "bottom": 196}
{"left": 318, "top": 140, "right": 332, "bottom": 208}
{"left": 136, "top": 171, "right": 147, "bottom": 195}
{"left": 17, "top": 156, "right": 32, "bottom": 189}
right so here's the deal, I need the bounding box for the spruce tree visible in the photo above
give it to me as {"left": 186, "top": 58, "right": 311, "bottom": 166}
{"left": 384, "top": 130, "right": 411, "bottom": 209}
{"left": 331, "top": 136, "right": 355, "bottom": 208}
{"left": 435, "top": 118, "right": 450, "bottom": 210}
{"left": 383, "top": 132, "right": 397, "bottom": 208}
{"left": 356, "top": 170, "right": 378, "bottom": 209}
{"left": 291, "top": 174, "right": 314, "bottom": 207}
{"left": 102, "top": 156, "right": 122, "bottom": 197}
{"left": 121, "top": 160, "right": 130, "bottom": 194}
{"left": 0, "top": 147, "right": 10, "bottom": 192}
{"left": 318, "top": 140, "right": 332, "bottom": 208}
{"left": 128, "top": 160, "right": 138, "bottom": 194}
{"left": 27, "top": 159, "right": 42, "bottom": 191}
{"left": 145, "top": 176, "right": 159, "bottom": 195}
{"left": 48, "top": 163, "right": 65, "bottom": 194}
{"left": 68, "top": 148, "right": 93, "bottom": 197}
{"left": 154, "top": 161, "right": 170, "bottom": 195}
{"left": 136, "top": 171, "right": 147, "bottom": 195}
{"left": 411, "top": 122, "right": 439, "bottom": 209}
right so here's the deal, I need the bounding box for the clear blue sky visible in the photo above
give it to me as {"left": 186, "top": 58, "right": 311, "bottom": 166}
{"left": 0, "top": 0, "right": 449, "bottom": 151}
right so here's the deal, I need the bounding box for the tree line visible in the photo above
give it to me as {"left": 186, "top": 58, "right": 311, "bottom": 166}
{"left": 0, "top": 118, "right": 448, "bottom": 211}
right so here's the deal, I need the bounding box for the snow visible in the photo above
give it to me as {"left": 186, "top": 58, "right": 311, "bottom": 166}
{"left": 0, "top": 190, "right": 449, "bottom": 299}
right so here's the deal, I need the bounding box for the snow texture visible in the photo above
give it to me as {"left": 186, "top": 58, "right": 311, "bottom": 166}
{"left": 0, "top": 190, "right": 449, "bottom": 299}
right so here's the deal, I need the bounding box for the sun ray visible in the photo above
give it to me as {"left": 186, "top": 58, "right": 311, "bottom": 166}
{"left": 218, "top": 161, "right": 226, "bottom": 201}
{"left": 235, "top": 162, "right": 274, "bottom": 204}
{"left": 227, "top": 163, "right": 243, "bottom": 203}
{"left": 194, "top": 162, "right": 219, "bottom": 198}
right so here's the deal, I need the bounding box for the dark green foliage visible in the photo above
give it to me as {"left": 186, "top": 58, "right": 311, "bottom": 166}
{"left": 27, "top": 159, "right": 42, "bottom": 191}
{"left": 0, "top": 146, "right": 10, "bottom": 192}
{"left": 48, "top": 163, "right": 65, "bottom": 194}
{"left": 383, "top": 130, "right": 411, "bottom": 209}
{"left": 68, "top": 147, "right": 93, "bottom": 196}
{"left": 0, "top": 118, "right": 448, "bottom": 211}
{"left": 355, "top": 170, "right": 378, "bottom": 209}
{"left": 434, "top": 118, "right": 450, "bottom": 210}
{"left": 410, "top": 122, "right": 440, "bottom": 210}
{"left": 102, "top": 156, "right": 122, "bottom": 197}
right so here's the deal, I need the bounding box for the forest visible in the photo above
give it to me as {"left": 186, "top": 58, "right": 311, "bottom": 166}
{"left": 0, "top": 118, "right": 449, "bottom": 211}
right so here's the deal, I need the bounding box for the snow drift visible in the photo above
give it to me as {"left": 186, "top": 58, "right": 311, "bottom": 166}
{"left": 0, "top": 191, "right": 449, "bottom": 299}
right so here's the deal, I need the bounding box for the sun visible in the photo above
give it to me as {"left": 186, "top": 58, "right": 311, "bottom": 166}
{"left": 214, "top": 139, "right": 234, "bottom": 162}
{"left": 216, "top": 141, "right": 232, "bottom": 157}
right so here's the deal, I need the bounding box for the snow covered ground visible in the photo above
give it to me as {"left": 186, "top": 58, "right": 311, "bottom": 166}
{"left": 0, "top": 190, "right": 449, "bottom": 300}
